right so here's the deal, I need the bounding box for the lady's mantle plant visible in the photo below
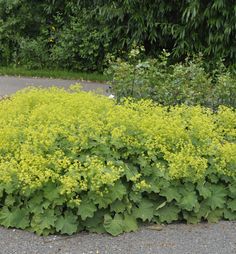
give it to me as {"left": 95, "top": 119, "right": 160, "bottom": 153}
{"left": 0, "top": 87, "right": 235, "bottom": 236}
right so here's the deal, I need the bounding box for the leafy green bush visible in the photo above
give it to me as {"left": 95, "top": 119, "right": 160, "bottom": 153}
{"left": 0, "top": 87, "right": 235, "bottom": 236}
{"left": 0, "top": 0, "right": 46, "bottom": 67}
{"left": 50, "top": 11, "right": 110, "bottom": 72}
{"left": 1, "top": 0, "right": 235, "bottom": 71}
{"left": 108, "top": 51, "right": 236, "bottom": 109}
{"left": 18, "top": 38, "right": 50, "bottom": 70}
{"left": 98, "top": 0, "right": 236, "bottom": 68}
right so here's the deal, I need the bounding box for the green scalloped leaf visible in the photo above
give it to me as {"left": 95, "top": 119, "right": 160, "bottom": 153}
{"left": 207, "top": 174, "right": 219, "bottom": 183}
{"left": 205, "top": 185, "right": 228, "bottom": 210}
{"left": 197, "top": 182, "right": 211, "bottom": 199}
{"left": 129, "top": 191, "right": 142, "bottom": 203}
{"left": 229, "top": 184, "right": 236, "bottom": 198}
{"left": 111, "top": 181, "right": 127, "bottom": 201}
{"left": 0, "top": 207, "right": 29, "bottom": 229}
{"left": 141, "top": 165, "right": 154, "bottom": 176}
{"left": 0, "top": 207, "right": 14, "bottom": 228}
{"left": 224, "top": 209, "right": 236, "bottom": 220}
{"left": 31, "top": 209, "right": 57, "bottom": 235}
{"left": 27, "top": 193, "right": 50, "bottom": 214}
{"left": 85, "top": 210, "right": 106, "bottom": 233}
{"left": 4, "top": 195, "right": 16, "bottom": 207}
{"left": 4, "top": 183, "right": 15, "bottom": 194}
{"left": 124, "top": 164, "right": 139, "bottom": 181}
{"left": 123, "top": 213, "right": 138, "bottom": 232}
{"left": 104, "top": 214, "right": 124, "bottom": 236}
{"left": 155, "top": 204, "right": 180, "bottom": 223}
{"left": 11, "top": 208, "right": 30, "bottom": 229}
{"left": 110, "top": 200, "right": 126, "bottom": 213}
{"left": 197, "top": 200, "right": 211, "bottom": 219}
{"left": 145, "top": 176, "right": 161, "bottom": 193}
{"left": 93, "top": 193, "right": 113, "bottom": 209}
{"left": 55, "top": 211, "right": 78, "bottom": 235}
{"left": 95, "top": 181, "right": 127, "bottom": 209}
{"left": 227, "top": 199, "right": 236, "bottom": 211}
{"left": 183, "top": 211, "right": 201, "bottom": 224}
{"left": 159, "top": 186, "right": 181, "bottom": 202}
{"left": 206, "top": 209, "right": 224, "bottom": 223}
{"left": 43, "top": 182, "right": 63, "bottom": 204}
{"left": 179, "top": 189, "right": 199, "bottom": 211}
{"left": 133, "top": 199, "right": 154, "bottom": 221}
{"left": 77, "top": 199, "right": 97, "bottom": 220}
{"left": 104, "top": 213, "right": 138, "bottom": 236}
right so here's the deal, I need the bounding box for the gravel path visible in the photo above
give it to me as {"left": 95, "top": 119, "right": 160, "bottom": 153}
{"left": 0, "top": 76, "right": 235, "bottom": 254}
{"left": 0, "top": 222, "right": 235, "bottom": 254}
{"left": 0, "top": 76, "right": 110, "bottom": 96}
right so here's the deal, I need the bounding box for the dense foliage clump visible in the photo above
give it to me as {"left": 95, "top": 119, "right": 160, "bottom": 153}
{"left": 108, "top": 50, "right": 236, "bottom": 109}
{"left": 0, "top": 87, "right": 235, "bottom": 236}
{"left": 0, "top": 0, "right": 235, "bottom": 71}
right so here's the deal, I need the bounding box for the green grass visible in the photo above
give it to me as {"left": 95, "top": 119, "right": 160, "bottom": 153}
{"left": 0, "top": 66, "right": 107, "bottom": 83}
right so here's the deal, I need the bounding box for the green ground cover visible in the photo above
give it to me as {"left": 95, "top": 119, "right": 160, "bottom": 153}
{"left": 0, "top": 87, "right": 235, "bottom": 236}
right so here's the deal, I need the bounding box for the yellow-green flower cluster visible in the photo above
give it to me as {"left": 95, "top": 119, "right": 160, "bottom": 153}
{"left": 0, "top": 87, "right": 235, "bottom": 197}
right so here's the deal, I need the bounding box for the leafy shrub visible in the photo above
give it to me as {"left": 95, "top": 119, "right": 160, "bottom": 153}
{"left": 0, "top": 87, "right": 235, "bottom": 236}
{"left": 1, "top": 0, "right": 235, "bottom": 71}
{"left": 50, "top": 11, "right": 110, "bottom": 72}
{"left": 108, "top": 51, "right": 236, "bottom": 109}
{"left": 18, "top": 38, "right": 50, "bottom": 69}
{"left": 0, "top": 0, "right": 47, "bottom": 67}
{"left": 98, "top": 0, "right": 236, "bottom": 68}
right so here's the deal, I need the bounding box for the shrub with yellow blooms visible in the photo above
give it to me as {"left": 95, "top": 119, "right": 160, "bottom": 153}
{"left": 0, "top": 86, "right": 235, "bottom": 236}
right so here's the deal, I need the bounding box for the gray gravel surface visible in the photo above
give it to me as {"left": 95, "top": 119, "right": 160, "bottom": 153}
{"left": 0, "top": 76, "right": 235, "bottom": 254}
{"left": 0, "top": 222, "right": 235, "bottom": 254}
{"left": 0, "top": 76, "right": 110, "bottom": 96}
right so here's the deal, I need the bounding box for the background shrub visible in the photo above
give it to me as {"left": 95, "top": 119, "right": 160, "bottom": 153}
{"left": 18, "top": 38, "right": 50, "bottom": 69}
{"left": 107, "top": 50, "right": 236, "bottom": 109}
{"left": 0, "top": 87, "right": 235, "bottom": 236}
{"left": 0, "top": 0, "right": 235, "bottom": 71}
{"left": 50, "top": 11, "right": 110, "bottom": 71}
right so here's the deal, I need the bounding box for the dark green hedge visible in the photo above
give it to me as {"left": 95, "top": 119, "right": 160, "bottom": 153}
{"left": 0, "top": 0, "right": 235, "bottom": 71}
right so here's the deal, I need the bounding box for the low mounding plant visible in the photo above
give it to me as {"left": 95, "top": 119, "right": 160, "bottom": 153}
{"left": 0, "top": 87, "right": 235, "bottom": 236}
{"left": 107, "top": 50, "right": 236, "bottom": 109}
